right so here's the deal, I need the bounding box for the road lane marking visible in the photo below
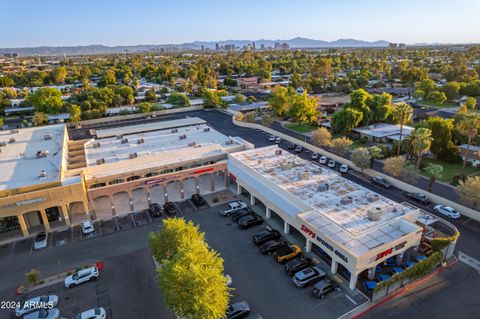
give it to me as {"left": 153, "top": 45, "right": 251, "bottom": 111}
{"left": 462, "top": 218, "right": 472, "bottom": 225}
{"left": 8, "top": 241, "right": 16, "bottom": 261}
{"left": 458, "top": 251, "right": 480, "bottom": 273}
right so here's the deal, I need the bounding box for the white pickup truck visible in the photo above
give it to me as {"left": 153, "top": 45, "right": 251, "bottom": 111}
{"left": 220, "top": 201, "right": 248, "bottom": 216}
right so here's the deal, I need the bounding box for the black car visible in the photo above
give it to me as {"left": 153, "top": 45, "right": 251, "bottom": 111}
{"left": 284, "top": 256, "right": 313, "bottom": 276}
{"left": 238, "top": 214, "right": 263, "bottom": 229}
{"left": 372, "top": 176, "right": 392, "bottom": 189}
{"left": 163, "top": 202, "right": 179, "bottom": 216}
{"left": 406, "top": 192, "right": 431, "bottom": 205}
{"left": 227, "top": 301, "right": 250, "bottom": 319}
{"left": 259, "top": 240, "right": 283, "bottom": 254}
{"left": 231, "top": 209, "right": 252, "bottom": 221}
{"left": 312, "top": 279, "right": 337, "bottom": 298}
{"left": 149, "top": 203, "right": 162, "bottom": 217}
{"left": 288, "top": 143, "right": 295, "bottom": 149}
{"left": 191, "top": 194, "right": 206, "bottom": 207}
{"left": 252, "top": 229, "right": 281, "bottom": 246}
{"left": 294, "top": 145, "right": 303, "bottom": 153}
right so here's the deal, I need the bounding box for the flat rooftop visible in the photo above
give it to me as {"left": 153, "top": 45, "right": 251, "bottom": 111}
{"left": 85, "top": 121, "right": 243, "bottom": 167}
{"left": 231, "top": 146, "right": 420, "bottom": 256}
{"left": 0, "top": 125, "right": 65, "bottom": 191}
{"left": 353, "top": 123, "right": 414, "bottom": 138}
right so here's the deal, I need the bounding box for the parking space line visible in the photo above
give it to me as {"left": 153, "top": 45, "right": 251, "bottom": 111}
{"left": 29, "top": 240, "right": 34, "bottom": 254}
{"left": 463, "top": 218, "right": 472, "bottom": 225}
{"left": 187, "top": 200, "right": 196, "bottom": 211}
{"left": 114, "top": 217, "right": 120, "bottom": 231}
{"left": 97, "top": 223, "right": 103, "bottom": 236}
{"left": 313, "top": 292, "right": 343, "bottom": 307}
{"left": 130, "top": 213, "right": 136, "bottom": 226}
{"left": 146, "top": 210, "right": 152, "bottom": 223}
{"left": 8, "top": 241, "right": 16, "bottom": 261}
{"left": 345, "top": 294, "right": 358, "bottom": 305}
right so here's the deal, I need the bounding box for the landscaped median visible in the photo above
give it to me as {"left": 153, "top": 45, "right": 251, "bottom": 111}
{"left": 231, "top": 114, "right": 480, "bottom": 222}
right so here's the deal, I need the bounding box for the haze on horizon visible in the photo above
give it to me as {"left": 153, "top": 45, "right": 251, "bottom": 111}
{"left": 3, "top": 0, "right": 480, "bottom": 48}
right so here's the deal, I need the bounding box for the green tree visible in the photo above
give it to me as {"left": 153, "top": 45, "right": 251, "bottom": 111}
{"left": 288, "top": 91, "right": 317, "bottom": 123}
{"left": 368, "top": 146, "right": 384, "bottom": 160}
{"left": 166, "top": 93, "right": 190, "bottom": 107}
{"left": 330, "top": 137, "right": 353, "bottom": 155}
{"left": 311, "top": 127, "right": 332, "bottom": 147}
{"left": 331, "top": 107, "right": 363, "bottom": 133}
{"left": 2, "top": 87, "right": 17, "bottom": 99}
{"left": 392, "top": 102, "right": 413, "bottom": 155}
{"left": 401, "top": 164, "right": 420, "bottom": 184}
{"left": 418, "top": 79, "right": 436, "bottom": 96}
{"left": 465, "top": 96, "right": 477, "bottom": 109}
{"left": 268, "top": 86, "right": 290, "bottom": 117}
{"left": 290, "top": 72, "right": 302, "bottom": 89}
{"left": 442, "top": 81, "right": 460, "bottom": 100}
{"left": 423, "top": 163, "right": 443, "bottom": 192}
{"left": 233, "top": 94, "right": 247, "bottom": 104}
{"left": 203, "top": 90, "right": 223, "bottom": 108}
{"left": 351, "top": 148, "right": 372, "bottom": 176}
{"left": 27, "top": 88, "right": 63, "bottom": 114}
{"left": 98, "top": 69, "right": 116, "bottom": 87}
{"left": 383, "top": 156, "right": 406, "bottom": 177}
{"left": 426, "top": 91, "right": 447, "bottom": 104}
{"left": 144, "top": 88, "right": 157, "bottom": 102}
{"left": 411, "top": 128, "right": 433, "bottom": 168}
{"left": 457, "top": 176, "right": 480, "bottom": 209}
{"left": 456, "top": 113, "right": 480, "bottom": 174}
{"left": 0, "top": 117, "right": 3, "bottom": 128}
{"left": 33, "top": 112, "right": 48, "bottom": 126}
{"left": 69, "top": 104, "right": 81, "bottom": 123}
{"left": 418, "top": 117, "right": 454, "bottom": 156}
{"left": 25, "top": 269, "right": 41, "bottom": 287}
{"left": 261, "top": 114, "right": 273, "bottom": 127}
{"left": 138, "top": 102, "right": 153, "bottom": 114}
{"left": 52, "top": 66, "right": 67, "bottom": 84}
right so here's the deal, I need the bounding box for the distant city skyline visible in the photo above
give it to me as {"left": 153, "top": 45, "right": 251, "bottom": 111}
{"left": 2, "top": 0, "right": 480, "bottom": 48}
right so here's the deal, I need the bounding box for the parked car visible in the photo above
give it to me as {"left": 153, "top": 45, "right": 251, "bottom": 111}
{"left": 327, "top": 160, "right": 336, "bottom": 168}
{"left": 311, "top": 152, "right": 319, "bottom": 160}
{"left": 319, "top": 156, "right": 327, "bottom": 164}
{"left": 149, "top": 203, "right": 163, "bottom": 217}
{"left": 312, "top": 278, "right": 337, "bottom": 298}
{"left": 292, "top": 266, "right": 326, "bottom": 288}
{"left": 163, "top": 202, "right": 179, "bottom": 216}
{"left": 339, "top": 164, "right": 349, "bottom": 174}
{"left": 273, "top": 244, "right": 302, "bottom": 263}
{"left": 33, "top": 232, "right": 48, "bottom": 250}
{"left": 231, "top": 209, "right": 252, "bottom": 222}
{"left": 372, "top": 176, "right": 392, "bottom": 189}
{"left": 23, "top": 309, "right": 60, "bottom": 319}
{"left": 81, "top": 220, "right": 94, "bottom": 235}
{"left": 15, "top": 295, "right": 59, "bottom": 317}
{"left": 275, "top": 137, "right": 282, "bottom": 144}
{"left": 433, "top": 205, "right": 461, "bottom": 219}
{"left": 294, "top": 145, "right": 303, "bottom": 153}
{"left": 252, "top": 229, "right": 281, "bottom": 246}
{"left": 191, "top": 194, "right": 207, "bottom": 207}
{"left": 238, "top": 214, "right": 263, "bottom": 229}
{"left": 259, "top": 240, "right": 283, "bottom": 254}
{"left": 288, "top": 143, "right": 295, "bottom": 149}
{"left": 269, "top": 135, "right": 276, "bottom": 142}
{"left": 72, "top": 307, "right": 106, "bottom": 319}
{"left": 406, "top": 192, "right": 431, "bottom": 205}
{"left": 227, "top": 301, "right": 250, "bottom": 319}
{"left": 284, "top": 256, "right": 313, "bottom": 276}
{"left": 65, "top": 266, "right": 99, "bottom": 288}
{"left": 220, "top": 201, "right": 248, "bottom": 216}
{"left": 244, "top": 314, "right": 263, "bottom": 319}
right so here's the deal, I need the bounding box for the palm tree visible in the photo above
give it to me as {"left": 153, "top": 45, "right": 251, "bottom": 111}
{"left": 392, "top": 102, "right": 413, "bottom": 155}
{"left": 457, "top": 113, "right": 480, "bottom": 175}
{"left": 411, "top": 128, "right": 433, "bottom": 169}
{"left": 423, "top": 163, "right": 443, "bottom": 192}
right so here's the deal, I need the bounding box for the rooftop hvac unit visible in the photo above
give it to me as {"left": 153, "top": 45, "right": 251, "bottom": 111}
{"left": 38, "top": 170, "right": 48, "bottom": 178}
{"left": 10, "top": 129, "right": 19, "bottom": 134}
{"left": 275, "top": 149, "right": 283, "bottom": 155}
{"left": 116, "top": 135, "right": 124, "bottom": 139}
{"left": 36, "top": 150, "right": 49, "bottom": 158}
{"left": 171, "top": 128, "right": 178, "bottom": 133}
{"left": 8, "top": 138, "right": 16, "bottom": 143}
{"left": 92, "top": 142, "right": 101, "bottom": 148}
{"left": 341, "top": 196, "right": 353, "bottom": 205}
{"left": 96, "top": 158, "right": 105, "bottom": 165}
{"left": 179, "top": 134, "right": 186, "bottom": 140}
{"left": 368, "top": 194, "right": 380, "bottom": 202}
{"left": 0, "top": 141, "right": 7, "bottom": 147}
{"left": 129, "top": 152, "right": 138, "bottom": 159}
{"left": 44, "top": 134, "right": 53, "bottom": 140}
{"left": 204, "top": 127, "right": 210, "bottom": 132}
{"left": 317, "top": 183, "right": 329, "bottom": 192}
{"left": 299, "top": 171, "right": 310, "bottom": 180}
{"left": 137, "top": 138, "right": 145, "bottom": 144}
{"left": 188, "top": 141, "right": 196, "bottom": 147}
{"left": 121, "top": 138, "right": 128, "bottom": 144}
{"left": 367, "top": 207, "right": 383, "bottom": 221}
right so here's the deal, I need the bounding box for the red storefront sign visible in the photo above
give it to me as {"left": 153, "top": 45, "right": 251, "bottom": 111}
{"left": 300, "top": 224, "right": 316, "bottom": 239}
{"left": 191, "top": 167, "right": 214, "bottom": 175}
{"left": 229, "top": 173, "right": 237, "bottom": 182}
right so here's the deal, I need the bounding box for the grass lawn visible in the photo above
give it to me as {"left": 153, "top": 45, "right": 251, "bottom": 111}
{"left": 420, "top": 159, "right": 480, "bottom": 182}
{"left": 283, "top": 122, "right": 316, "bottom": 133}
{"left": 418, "top": 100, "right": 458, "bottom": 108}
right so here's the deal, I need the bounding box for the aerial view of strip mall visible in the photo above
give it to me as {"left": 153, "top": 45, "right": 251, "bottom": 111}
{"left": 0, "top": 1, "right": 479, "bottom": 318}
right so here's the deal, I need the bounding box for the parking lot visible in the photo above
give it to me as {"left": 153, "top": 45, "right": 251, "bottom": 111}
{"left": 187, "top": 204, "right": 367, "bottom": 319}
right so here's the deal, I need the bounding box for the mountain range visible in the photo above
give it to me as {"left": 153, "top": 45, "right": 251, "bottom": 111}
{"left": 0, "top": 37, "right": 392, "bottom": 56}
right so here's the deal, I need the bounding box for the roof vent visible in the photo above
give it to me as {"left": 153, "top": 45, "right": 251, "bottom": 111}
{"left": 204, "top": 127, "right": 210, "bottom": 132}
{"left": 38, "top": 170, "right": 48, "bottom": 178}
{"left": 121, "top": 138, "right": 128, "bottom": 144}
{"left": 8, "top": 138, "right": 16, "bottom": 143}
{"left": 171, "top": 128, "right": 178, "bottom": 133}
{"left": 137, "top": 138, "right": 144, "bottom": 144}
{"left": 275, "top": 149, "right": 283, "bottom": 155}
{"left": 129, "top": 152, "right": 138, "bottom": 159}
{"left": 367, "top": 207, "right": 383, "bottom": 221}
{"left": 225, "top": 139, "right": 234, "bottom": 145}
{"left": 10, "top": 129, "right": 19, "bottom": 134}
{"left": 188, "top": 141, "right": 196, "bottom": 147}
{"left": 92, "top": 142, "right": 101, "bottom": 148}
{"left": 317, "top": 183, "right": 329, "bottom": 192}
{"left": 368, "top": 194, "right": 380, "bottom": 202}
{"left": 179, "top": 134, "right": 186, "bottom": 140}
{"left": 116, "top": 134, "right": 124, "bottom": 139}
{"left": 36, "top": 150, "right": 49, "bottom": 158}
{"left": 44, "top": 133, "right": 53, "bottom": 140}
{"left": 341, "top": 196, "right": 353, "bottom": 205}
{"left": 96, "top": 158, "right": 105, "bottom": 165}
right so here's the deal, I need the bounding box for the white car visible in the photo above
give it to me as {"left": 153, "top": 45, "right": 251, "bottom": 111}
{"left": 23, "top": 309, "right": 60, "bottom": 319}
{"left": 72, "top": 307, "right": 106, "bottom": 319}
{"left": 339, "top": 164, "right": 349, "bottom": 173}
{"left": 311, "top": 152, "right": 319, "bottom": 160}
{"left": 15, "top": 295, "right": 58, "bottom": 317}
{"left": 269, "top": 135, "right": 276, "bottom": 142}
{"left": 274, "top": 137, "right": 282, "bottom": 144}
{"left": 81, "top": 220, "right": 94, "bottom": 235}
{"left": 33, "top": 232, "right": 48, "bottom": 250}
{"left": 433, "top": 205, "right": 461, "bottom": 219}
{"left": 327, "top": 160, "right": 336, "bottom": 168}
{"left": 220, "top": 201, "right": 248, "bottom": 216}
{"left": 319, "top": 156, "right": 327, "bottom": 164}
{"left": 65, "top": 266, "right": 99, "bottom": 288}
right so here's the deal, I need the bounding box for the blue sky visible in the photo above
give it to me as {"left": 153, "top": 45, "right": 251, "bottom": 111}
{"left": 2, "top": 0, "right": 479, "bottom": 47}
